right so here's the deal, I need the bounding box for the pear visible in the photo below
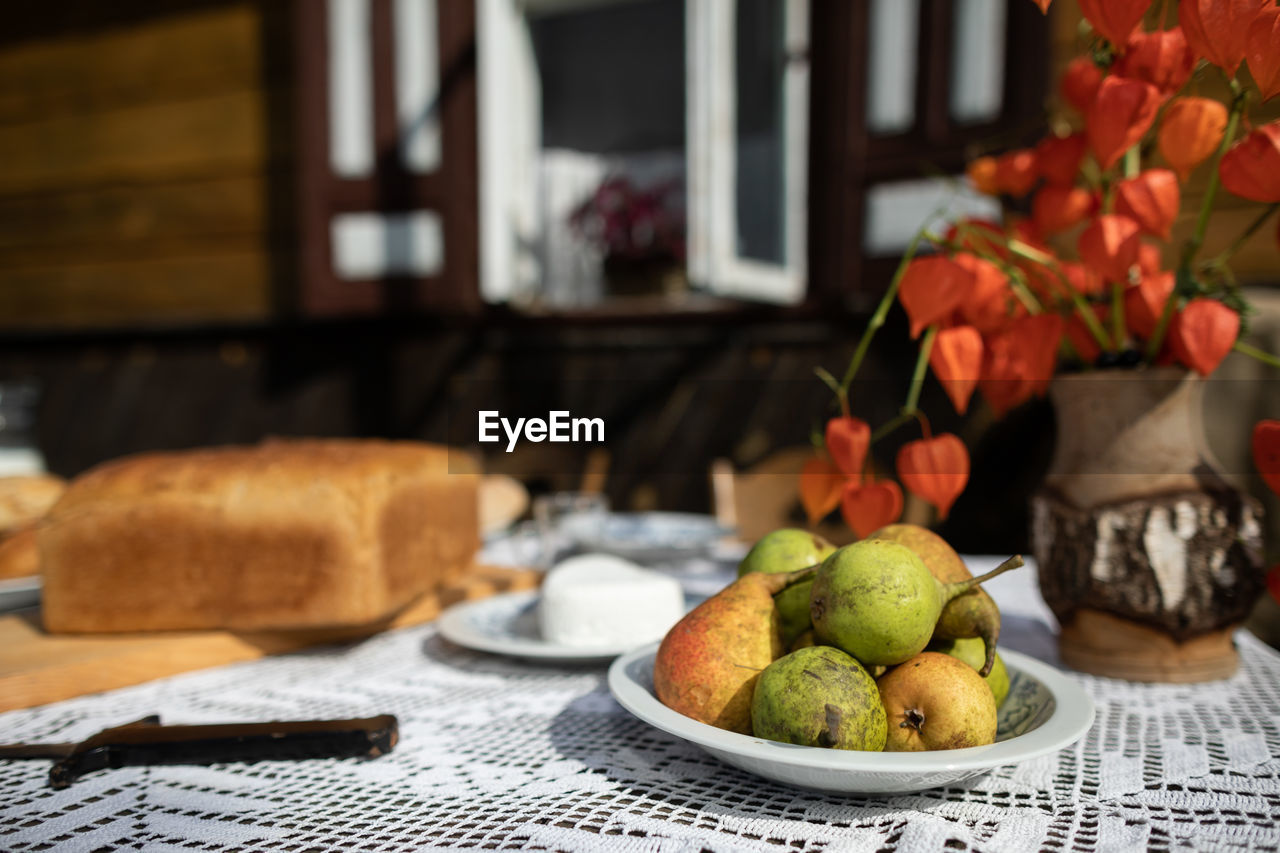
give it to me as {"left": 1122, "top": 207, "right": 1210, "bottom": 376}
{"left": 751, "top": 646, "right": 886, "bottom": 750}
{"left": 871, "top": 523, "right": 1003, "bottom": 677}
{"left": 927, "top": 636, "right": 1010, "bottom": 707}
{"left": 877, "top": 651, "right": 997, "bottom": 750}
{"left": 737, "top": 529, "right": 836, "bottom": 645}
{"left": 653, "top": 567, "right": 815, "bottom": 734}
{"left": 789, "top": 629, "right": 816, "bottom": 651}
{"left": 809, "top": 539, "right": 1022, "bottom": 668}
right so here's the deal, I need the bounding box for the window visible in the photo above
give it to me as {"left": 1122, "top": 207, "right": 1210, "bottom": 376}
{"left": 294, "top": 0, "right": 479, "bottom": 315}
{"left": 292, "top": 0, "right": 1049, "bottom": 316}
{"left": 478, "top": 0, "right": 810, "bottom": 310}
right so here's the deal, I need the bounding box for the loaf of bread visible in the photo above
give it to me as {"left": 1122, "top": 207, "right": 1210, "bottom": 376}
{"left": 0, "top": 474, "right": 66, "bottom": 579}
{"left": 40, "top": 439, "right": 480, "bottom": 633}
{"left": 0, "top": 527, "right": 40, "bottom": 580}
{"left": 0, "top": 474, "right": 65, "bottom": 535}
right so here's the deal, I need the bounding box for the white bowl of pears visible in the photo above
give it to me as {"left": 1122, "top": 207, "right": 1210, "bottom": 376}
{"left": 607, "top": 524, "right": 1095, "bottom": 794}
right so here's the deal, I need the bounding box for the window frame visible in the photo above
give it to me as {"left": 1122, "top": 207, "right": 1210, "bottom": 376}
{"left": 291, "top": 0, "right": 1049, "bottom": 320}
{"left": 687, "top": 0, "right": 810, "bottom": 306}
{"left": 294, "top": 0, "right": 481, "bottom": 317}
{"left": 808, "top": 0, "right": 1051, "bottom": 312}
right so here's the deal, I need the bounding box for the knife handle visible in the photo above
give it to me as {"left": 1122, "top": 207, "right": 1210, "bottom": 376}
{"left": 49, "top": 715, "right": 398, "bottom": 788}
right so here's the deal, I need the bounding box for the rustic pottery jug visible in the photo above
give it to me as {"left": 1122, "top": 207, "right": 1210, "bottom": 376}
{"left": 1030, "top": 366, "right": 1266, "bottom": 682}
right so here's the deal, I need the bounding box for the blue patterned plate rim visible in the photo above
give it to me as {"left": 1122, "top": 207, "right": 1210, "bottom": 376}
{"left": 437, "top": 590, "right": 695, "bottom": 661}
{"left": 564, "top": 512, "right": 735, "bottom": 555}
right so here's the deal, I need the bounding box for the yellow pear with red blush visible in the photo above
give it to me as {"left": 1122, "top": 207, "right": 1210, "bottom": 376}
{"left": 876, "top": 652, "right": 997, "bottom": 751}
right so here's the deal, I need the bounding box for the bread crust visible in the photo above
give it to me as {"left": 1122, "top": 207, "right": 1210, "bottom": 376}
{"left": 0, "top": 475, "right": 65, "bottom": 536}
{"left": 40, "top": 439, "right": 479, "bottom": 632}
{"left": 0, "top": 526, "right": 39, "bottom": 580}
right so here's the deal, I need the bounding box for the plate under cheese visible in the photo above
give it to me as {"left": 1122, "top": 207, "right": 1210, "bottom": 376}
{"left": 538, "top": 553, "right": 685, "bottom": 648}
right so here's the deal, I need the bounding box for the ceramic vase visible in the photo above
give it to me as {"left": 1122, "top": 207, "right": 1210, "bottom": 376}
{"left": 1029, "top": 366, "right": 1266, "bottom": 682}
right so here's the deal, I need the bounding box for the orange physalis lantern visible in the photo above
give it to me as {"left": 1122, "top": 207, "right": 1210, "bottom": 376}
{"left": 1246, "top": 5, "right": 1280, "bottom": 102}
{"left": 967, "top": 156, "right": 1001, "bottom": 196}
{"left": 1011, "top": 217, "right": 1048, "bottom": 251}
{"left": 898, "top": 256, "right": 975, "bottom": 338}
{"left": 1253, "top": 419, "right": 1280, "bottom": 497}
{"left": 1078, "top": 214, "right": 1143, "bottom": 283}
{"left": 1113, "top": 27, "right": 1196, "bottom": 99}
{"left": 1179, "top": 0, "right": 1266, "bottom": 77}
{"left": 1032, "top": 0, "right": 1052, "bottom": 14}
{"left": 994, "top": 149, "right": 1039, "bottom": 197}
{"left": 1061, "top": 261, "right": 1106, "bottom": 297}
{"left": 799, "top": 457, "right": 845, "bottom": 526}
{"left": 1114, "top": 169, "right": 1181, "bottom": 240}
{"left": 840, "top": 480, "right": 903, "bottom": 539}
{"left": 1169, "top": 298, "right": 1240, "bottom": 376}
{"left": 1062, "top": 57, "right": 1103, "bottom": 114}
{"left": 1078, "top": 0, "right": 1149, "bottom": 47}
{"left": 1158, "top": 97, "right": 1229, "bottom": 180}
{"left": 1020, "top": 313, "right": 1066, "bottom": 396}
{"left": 1035, "top": 132, "right": 1087, "bottom": 186}
{"left": 1033, "top": 184, "right": 1096, "bottom": 234}
{"left": 825, "top": 416, "right": 870, "bottom": 479}
{"left": 896, "top": 435, "right": 970, "bottom": 520}
{"left": 1124, "top": 270, "right": 1175, "bottom": 340}
{"left": 929, "top": 325, "right": 984, "bottom": 415}
{"left": 1088, "top": 77, "right": 1162, "bottom": 170}
{"left": 953, "top": 254, "right": 1018, "bottom": 334}
{"left": 1219, "top": 122, "right": 1280, "bottom": 203}
{"left": 979, "top": 314, "right": 1064, "bottom": 415}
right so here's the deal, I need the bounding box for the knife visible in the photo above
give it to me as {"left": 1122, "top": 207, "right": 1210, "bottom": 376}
{"left": 0, "top": 714, "right": 399, "bottom": 788}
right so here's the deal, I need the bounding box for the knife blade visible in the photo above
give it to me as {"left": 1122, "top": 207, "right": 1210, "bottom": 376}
{"left": 0, "top": 714, "right": 398, "bottom": 788}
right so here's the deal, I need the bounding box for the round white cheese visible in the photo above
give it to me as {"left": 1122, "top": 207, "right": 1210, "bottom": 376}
{"left": 538, "top": 553, "right": 685, "bottom": 648}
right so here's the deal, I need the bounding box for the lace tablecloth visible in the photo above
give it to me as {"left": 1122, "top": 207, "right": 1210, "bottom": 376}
{"left": 2, "top": 552, "right": 1279, "bottom": 852}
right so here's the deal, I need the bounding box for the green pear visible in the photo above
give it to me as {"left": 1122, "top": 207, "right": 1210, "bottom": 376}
{"left": 789, "top": 629, "right": 816, "bottom": 651}
{"left": 654, "top": 567, "right": 815, "bottom": 734}
{"left": 751, "top": 646, "right": 886, "bottom": 750}
{"left": 871, "top": 523, "right": 1003, "bottom": 677}
{"left": 877, "top": 652, "right": 997, "bottom": 751}
{"left": 737, "top": 529, "right": 836, "bottom": 645}
{"left": 927, "top": 636, "right": 1010, "bottom": 707}
{"left": 809, "top": 540, "right": 1022, "bottom": 668}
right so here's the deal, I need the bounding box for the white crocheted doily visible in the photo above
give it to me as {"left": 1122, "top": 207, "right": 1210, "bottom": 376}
{"left": 2, "top": 557, "right": 1278, "bottom": 852}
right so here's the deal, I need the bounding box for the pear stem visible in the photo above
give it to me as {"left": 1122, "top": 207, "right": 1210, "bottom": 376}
{"left": 977, "top": 640, "right": 997, "bottom": 679}
{"left": 761, "top": 564, "right": 820, "bottom": 596}
{"left": 940, "top": 554, "right": 1024, "bottom": 604}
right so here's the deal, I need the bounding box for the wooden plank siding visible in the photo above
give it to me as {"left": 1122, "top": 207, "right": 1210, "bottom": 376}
{"left": 0, "top": 7, "right": 262, "bottom": 125}
{"left": 0, "top": 176, "right": 267, "bottom": 259}
{"left": 0, "top": 3, "right": 280, "bottom": 329}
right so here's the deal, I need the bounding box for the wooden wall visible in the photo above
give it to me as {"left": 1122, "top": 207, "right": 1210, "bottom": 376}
{"left": 0, "top": 2, "right": 283, "bottom": 329}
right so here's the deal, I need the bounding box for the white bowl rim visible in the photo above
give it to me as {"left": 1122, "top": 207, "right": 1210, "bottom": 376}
{"left": 607, "top": 643, "right": 1096, "bottom": 774}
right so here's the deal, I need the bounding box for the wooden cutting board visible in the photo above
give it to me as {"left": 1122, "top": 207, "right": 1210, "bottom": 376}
{"left": 0, "top": 564, "right": 541, "bottom": 713}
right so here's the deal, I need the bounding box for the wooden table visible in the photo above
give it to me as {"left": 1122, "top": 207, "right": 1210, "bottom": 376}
{"left": 0, "top": 563, "right": 540, "bottom": 712}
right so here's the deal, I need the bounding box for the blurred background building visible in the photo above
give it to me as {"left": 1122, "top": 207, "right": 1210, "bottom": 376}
{"left": 0, "top": 0, "right": 1276, "bottom": 557}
